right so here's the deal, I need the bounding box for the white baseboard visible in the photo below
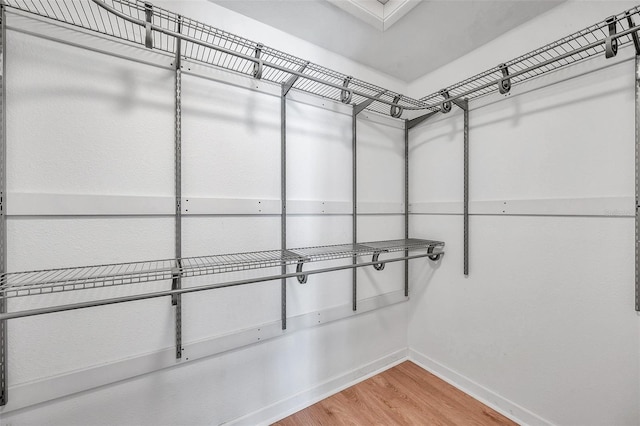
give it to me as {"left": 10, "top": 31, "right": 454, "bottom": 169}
{"left": 230, "top": 348, "right": 409, "bottom": 426}
{"left": 408, "top": 348, "right": 553, "bottom": 426}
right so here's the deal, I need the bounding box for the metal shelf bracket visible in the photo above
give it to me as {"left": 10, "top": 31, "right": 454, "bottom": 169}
{"left": 282, "top": 62, "right": 309, "bottom": 97}
{"left": 354, "top": 90, "right": 386, "bottom": 115}
{"left": 606, "top": 16, "right": 619, "bottom": 58}
{"left": 498, "top": 63, "right": 511, "bottom": 94}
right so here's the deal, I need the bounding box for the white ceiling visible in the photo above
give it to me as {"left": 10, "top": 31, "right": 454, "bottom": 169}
{"left": 209, "top": 0, "right": 565, "bottom": 82}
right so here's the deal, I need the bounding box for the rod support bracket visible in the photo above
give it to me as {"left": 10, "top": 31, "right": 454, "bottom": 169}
{"left": 427, "top": 246, "right": 443, "bottom": 262}
{"left": 171, "top": 266, "right": 181, "bottom": 305}
{"left": 296, "top": 260, "right": 307, "bottom": 284}
{"left": 440, "top": 89, "right": 452, "bottom": 113}
{"left": 372, "top": 250, "right": 388, "bottom": 271}
{"left": 341, "top": 76, "right": 353, "bottom": 104}
{"left": 605, "top": 16, "right": 619, "bottom": 58}
{"left": 144, "top": 2, "right": 153, "bottom": 49}
{"left": 499, "top": 63, "right": 511, "bottom": 94}
{"left": 253, "top": 43, "right": 264, "bottom": 79}
{"left": 390, "top": 95, "right": 404, "bottom": 118}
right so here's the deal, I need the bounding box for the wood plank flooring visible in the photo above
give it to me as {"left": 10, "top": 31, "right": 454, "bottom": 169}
{"left": 273, "top": 361, "right": 517, "bottom": 426}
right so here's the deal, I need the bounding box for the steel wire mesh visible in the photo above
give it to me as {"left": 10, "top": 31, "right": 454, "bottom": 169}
{"left": 0, "top": 239, "right": 444, "bottom": 298}
{"left": 420, "top": 5, "right": 640, "bottom": 107}
{"left": 4, "top": 0, "right": 430, "bottom": 116}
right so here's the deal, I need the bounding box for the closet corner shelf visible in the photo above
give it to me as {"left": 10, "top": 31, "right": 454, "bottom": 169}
{"left": 0, "top": 238, "right": 444, "bottom": 319}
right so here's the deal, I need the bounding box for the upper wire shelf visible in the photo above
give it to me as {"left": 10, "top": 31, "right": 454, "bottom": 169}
{"left": 420, "top": 5, "right": 640, "bottom": 109}
{"left": 4, "top": 1, "right": 639, "bottom": 117}
{"left": 3, "top": 0, "right": 432, "bottom": 117}
{"left": 0, "top": 238, "right": 444, "bottom": 298}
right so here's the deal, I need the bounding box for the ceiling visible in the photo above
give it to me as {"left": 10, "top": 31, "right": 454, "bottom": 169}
{"left": 209, "top": 0, "right": 565, "bottom": 82}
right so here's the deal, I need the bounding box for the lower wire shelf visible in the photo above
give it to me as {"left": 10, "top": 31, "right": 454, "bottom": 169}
{"left": 0, "top": 238, "right": 444, "bottom": 320}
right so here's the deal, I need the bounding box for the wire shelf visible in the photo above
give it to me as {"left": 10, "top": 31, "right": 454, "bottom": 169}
{"left": 6, "top": 1, "right": 639, "bottom": 118}
{"left": 420, "top": 5, "right": 640, "bottom": 108}
{"left": 3, "top": 0, "right": 434, "bottom": 117}
{"left": 0, "top": 238, "right": 444, "bottom": 298}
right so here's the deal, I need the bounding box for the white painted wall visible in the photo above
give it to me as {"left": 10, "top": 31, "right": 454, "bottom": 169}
{"left": 0, "top": 2, "right": 411, "bottom": 425}
{"left": 408, "top": 1, "right": 640, "bottom": 425}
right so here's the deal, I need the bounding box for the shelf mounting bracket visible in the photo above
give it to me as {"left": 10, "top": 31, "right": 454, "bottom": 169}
{"left": 354, "top": 90, "right": 385, "bottom": 115}
{"left": 282, "top": 62, "right": 308, "bottom": 97}
{"left": 406, "top": 110, "right": 439, "bottom": 130}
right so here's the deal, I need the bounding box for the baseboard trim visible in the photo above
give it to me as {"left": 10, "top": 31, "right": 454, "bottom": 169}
{"left": 229, "top": 348, "right": 409, "bottom": 426}
{"left": 408, "top": 348, "right": 553, "bottom": 426}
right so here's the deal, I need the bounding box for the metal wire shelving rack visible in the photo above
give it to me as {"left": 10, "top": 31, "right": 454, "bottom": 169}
{"left": 3, "top": 0, "right": 434, "bottom": 117}
{"left": 4, "top": 1, "right": 640, "bottom": 118}
{"left": 0, "top": 239, "right": 445, "bottom": 325}
{"left": 1, "top": 0, "right": 640, "bottom": 410}
{"left": 5, "top": 0, "right": 640, "bottom": 119}
{"left": 0, "top": 238, "right": 444, "bottom": 304}
{"left": 419, "top": 5, "right": 640, "bottom": 110}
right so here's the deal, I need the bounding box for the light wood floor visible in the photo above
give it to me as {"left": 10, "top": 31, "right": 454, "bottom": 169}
{"left": 273, "top": 361, "right": 517, "bottom": 426}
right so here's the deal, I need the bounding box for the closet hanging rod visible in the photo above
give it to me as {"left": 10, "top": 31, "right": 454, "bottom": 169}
{"left": 87, "top": 0, "right": 428, "bottom": 112}
{"left": 0, "top": 251, "right": 443, "bottom": 321}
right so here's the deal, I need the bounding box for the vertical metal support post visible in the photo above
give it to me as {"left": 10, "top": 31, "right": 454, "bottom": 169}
{"left": 280, "top": 93, "right": 287, "bottom": 329}
{"left": 635, "top": 55, "right": 640, "bottom": 312}
{"left": 404, "top": 120, "right": 409, "bottom": 297}
{"left": 0, "top": 3, "right": 7, "bottom": 406}
{"left": 173, "top": 19, "right": 183, "bottom": 359}
{"left": 279, "top": 66, "right": 303, "bottom": 329}
{"left": 462, "top": 100, "right": 470, "bottom": 276}
{"left": 352, "top": 107, "right": 357, "bottom": 311}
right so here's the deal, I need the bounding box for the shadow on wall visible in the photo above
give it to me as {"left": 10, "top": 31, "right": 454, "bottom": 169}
{"left": 13, "top": 67, "right": 175, "bottom": 114}
{"left": 410, "top": 58, "right": 632, "bottom": 153}
{"left": 181, "top": 76, "right": 281, "bottom": 131}
{"left": 410, "top": 256, "right": 441, "bottom": 302}
{"left": 409, "top": 109, "right": 464, "bottom": 151}
{"left": 472, "top": 84, "right": 629, "bottom": 131}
